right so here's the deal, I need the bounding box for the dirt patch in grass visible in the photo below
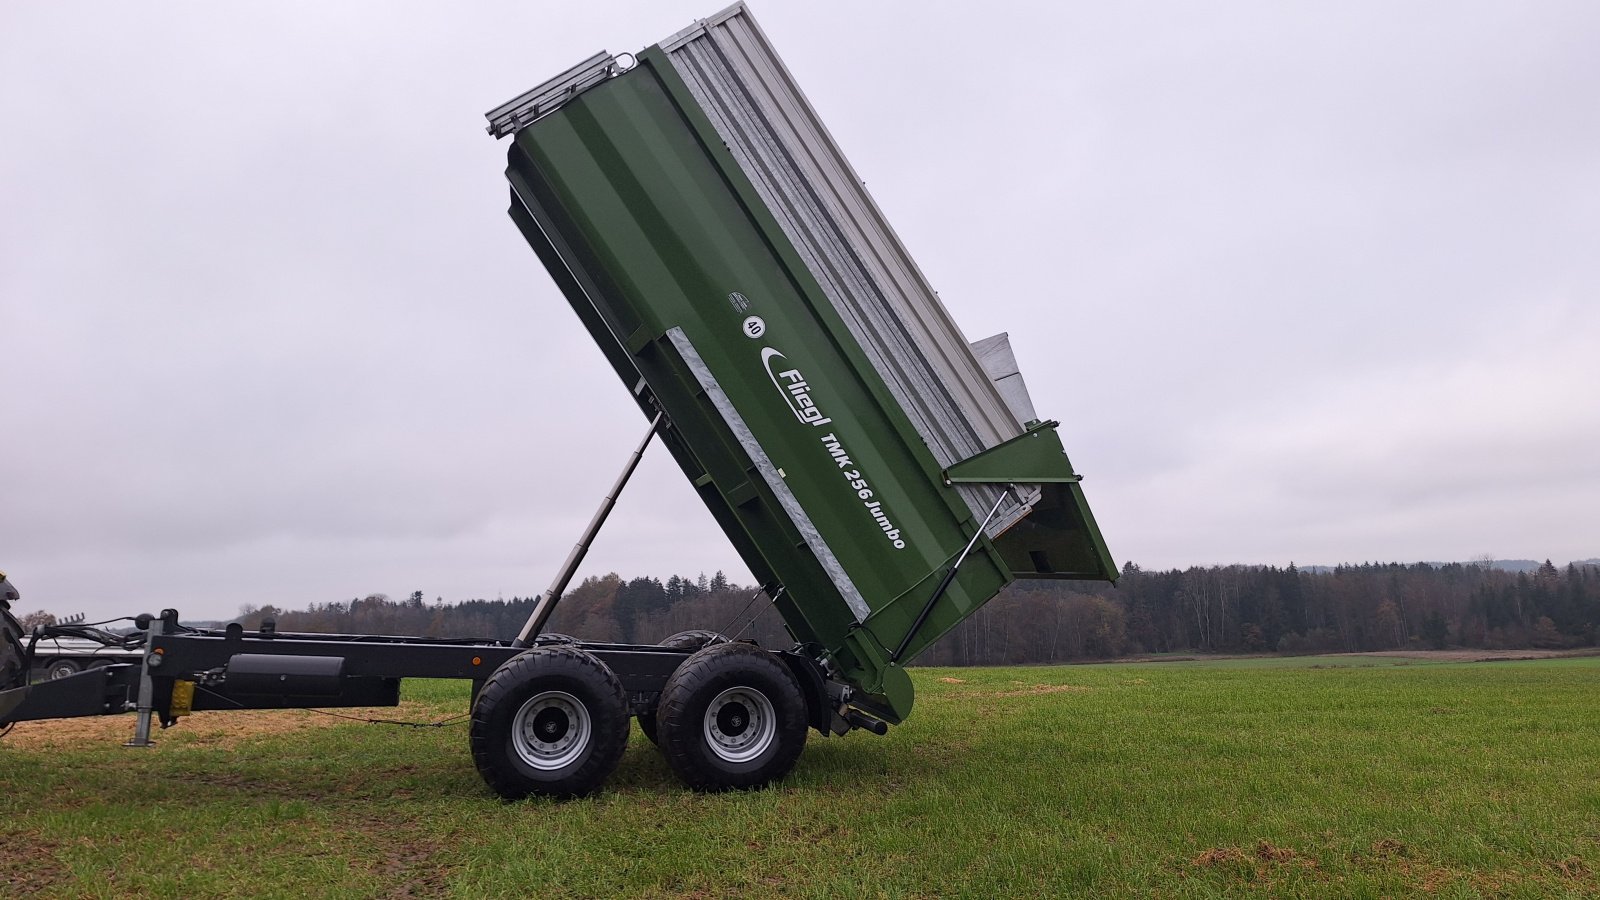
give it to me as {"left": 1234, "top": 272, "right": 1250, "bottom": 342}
{"left": 348, "top": 816, "right": 457, "bottom": 896}
{"left": 935, "top": 679, "right": 1091, "bottom": 699}
{"left": 0, "top": 829, "right": 68, "bottom": 894}
{"left": 1370, "top": 838, "right": 1407, "bottom": 858}
{"left": 1187, "top": 841, "right": 1322, "bottom": 893}
{"left": 1, "top": 702, "right": 442, "bottom": 751}
{"left": 1193, "top": 847, "right": 1248, "bottom": 867}
{"left": 985, "top": 683, "right": 1091, "bottom": 698}
{"left": 1350, "top": 839, "right": 1587, "bottom": 893}
{"left": 1554, "top": 856, "right": 1591, "bottom": 879}
{"left": 1193, "top": 841, "right": 1311, "bottom": 870}
{"left": 1253, "top": 840, "right": 1301, "bottom": 863}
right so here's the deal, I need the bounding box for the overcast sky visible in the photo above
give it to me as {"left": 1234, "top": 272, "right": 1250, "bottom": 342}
{"left": 3, "top": 1, "right": 1596, "bottom": 622}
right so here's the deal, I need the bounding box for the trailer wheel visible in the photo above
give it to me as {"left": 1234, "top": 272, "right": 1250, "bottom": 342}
{"left": 45, "top": 659, "right": 81, "bottom": 681}
{"left": 656, "top": 642, "right": 807, "bottom": 792}
{"left": 636, "top": 630, "right": 724, "bottom": 745}
{"left": 469, "top": 646, "right": 629, "bottom": 800}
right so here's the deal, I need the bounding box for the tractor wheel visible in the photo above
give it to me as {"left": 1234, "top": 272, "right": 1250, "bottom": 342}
{"left": 46, "top": 659, "right": 81, "bottom": 681}
{"left": 636, "top": 630, "right": 724, "bottom": 745}
{"left": 469, "top": 645, "right": 629, "bottom": 800}
{"left": 0, "top": 606, "right": 24, "bottom": 690}
{"left": 656, "top": 642, "right": 808, "bottom": 792}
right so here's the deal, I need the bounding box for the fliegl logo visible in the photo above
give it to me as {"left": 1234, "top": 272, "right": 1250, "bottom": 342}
{"left": 761, "top": 348, "right": 833, "bottom": 429}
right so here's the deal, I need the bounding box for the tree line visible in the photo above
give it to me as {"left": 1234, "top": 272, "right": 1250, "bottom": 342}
{"left": 236, "top": 560, "right": 1600, "bottom": 666}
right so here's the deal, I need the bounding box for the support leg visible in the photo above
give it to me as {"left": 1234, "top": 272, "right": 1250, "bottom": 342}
{"left": 124, "top": 611, "right": 172, "bottom": 748}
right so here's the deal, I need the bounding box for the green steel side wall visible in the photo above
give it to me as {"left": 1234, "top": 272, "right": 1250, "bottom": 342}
{"left": 505, "top": 50, "right": 1023, "bottom": 714}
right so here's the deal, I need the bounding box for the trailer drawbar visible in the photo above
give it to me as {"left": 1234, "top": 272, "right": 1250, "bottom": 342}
{"left": 0, "top": 3, "right": 1116, "bottom": 799}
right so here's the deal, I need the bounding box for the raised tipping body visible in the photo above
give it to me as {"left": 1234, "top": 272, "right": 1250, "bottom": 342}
{"left": 494, "top": 2, "right": 1115, "bottom": 721}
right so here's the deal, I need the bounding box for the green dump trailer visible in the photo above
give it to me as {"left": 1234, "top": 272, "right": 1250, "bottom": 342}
{"left": 489, "top": 2, "right": 1115, "bottom": 720}
{"left": 0, "top": 3, "right": 1113, "bottom": 799}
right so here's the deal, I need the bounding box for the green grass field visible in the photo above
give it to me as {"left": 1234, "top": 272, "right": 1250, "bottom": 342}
{"left": 4, "top": 656, "right": 1599, "bottom": 898}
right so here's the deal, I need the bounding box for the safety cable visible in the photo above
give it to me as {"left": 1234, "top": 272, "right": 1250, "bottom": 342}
{"left": 41, "top": 625, "right": 143, "bottom": 647}
{"left": 717, "top": 585, "right": 783, "bottom": 643}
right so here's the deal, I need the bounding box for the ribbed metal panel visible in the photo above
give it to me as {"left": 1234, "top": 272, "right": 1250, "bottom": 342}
{"left": 660, "top": 4, "right": 1030, "bottom": 535}
{"left": 970, "top": 332, "right": 1040, "bottom": 428}
{"left": 484, "top": 51, "right": 624, "bottom": 138}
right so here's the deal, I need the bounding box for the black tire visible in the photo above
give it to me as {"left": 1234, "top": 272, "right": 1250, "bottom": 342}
{"left": 533, "top": 632, "right": 577, "bottom": 645}
{"left": 46, "top": 659, "right": 81, "bottom": 681}
{"left": 656, "top": 642, "right": 808, "bottom": 792}
{"left": 637, "top": 630, "right": 725, "bottom": 745}
{"left": 0, "top": 607, "right": 24, "bottom": 690}
{"left": 469, "top": 645, "right": 629, "bottom": 800}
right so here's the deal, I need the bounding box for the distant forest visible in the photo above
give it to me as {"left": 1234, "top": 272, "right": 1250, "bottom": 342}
{"left": 235, "top": 560, "right": 1600, "bottom": 666}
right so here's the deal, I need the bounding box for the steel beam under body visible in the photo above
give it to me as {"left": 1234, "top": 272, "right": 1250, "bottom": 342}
{"left": 149, "top": 631, "right": 688, "bottom": 688}
{"left": 0, "top": 630, "right": 693, "bottom": 725}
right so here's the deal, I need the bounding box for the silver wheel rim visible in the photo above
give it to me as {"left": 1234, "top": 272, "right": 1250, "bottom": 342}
{"left": 703, "top": 686, "right": 776, "bottom": 764}
{"left": 511, "top": 690, "right": 591, "bottom": 771}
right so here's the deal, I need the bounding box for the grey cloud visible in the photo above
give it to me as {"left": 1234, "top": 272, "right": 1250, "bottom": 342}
{"left": 3, "top": 1, "right": 1597, "bottom": 620}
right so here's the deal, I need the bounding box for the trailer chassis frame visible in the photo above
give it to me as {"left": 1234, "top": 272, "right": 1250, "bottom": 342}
{"left": 0, "top": 609, "right": 850, "bottom": 739}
